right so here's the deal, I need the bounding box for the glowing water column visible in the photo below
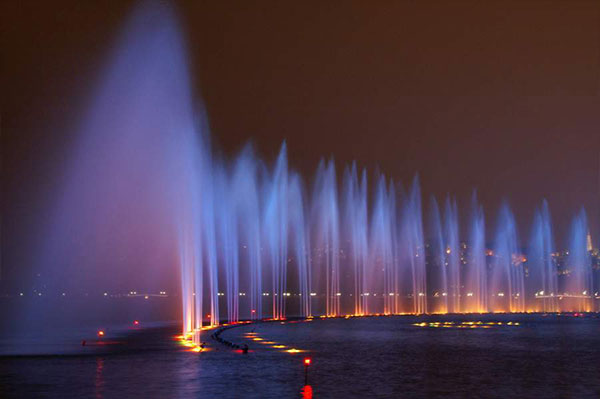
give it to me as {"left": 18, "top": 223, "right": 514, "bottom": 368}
{"left": 444, "top": 197, "right": 461, "bottom": 313}
{"left": 490, "top": 204, "right": 525, "bottom": 313}
{"left": 564, "top": 209, "right": 593, "bottom": 312}
{"left": 401, "top": 177, "right": 427, "bottom": 315}
{"left": 465, "top": 193, "right": 488, "bottom": 313}
{"left": 215, "top": 164, "right": 239, "bottom": 323}
{"left": 343, "top": 164, "right": 368, "bottom": 316}
{"left": 264, "top": 146, "right": 289, "bottom": 320}
{"left": 528, "top": 200, "right": 558, "bottom": 312}
{"left": 428, "top": 197, "right": 448, "bottom": 314}
{"left": 232, "top": 149, "right": 262, "bottom": 320}
{"left": 289, "top": 173, "right": 311, "bottom": 317}
{"left": 371, "top": 176, "right": 396, "bottom": 315}
{"left": 312, "top": 160, "right": 341, "bottom": 317}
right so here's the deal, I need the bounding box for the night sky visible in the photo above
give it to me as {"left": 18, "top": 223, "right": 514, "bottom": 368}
{"left": 2, "top": 1, "right": 599, "bottom": 285}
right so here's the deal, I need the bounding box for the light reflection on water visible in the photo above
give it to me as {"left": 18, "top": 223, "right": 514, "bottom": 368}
{"left": 2, "top": 315, "right": 600, "bottom": 398}
{"left": 95, "top": 357, "right": 104, "bottom": 399}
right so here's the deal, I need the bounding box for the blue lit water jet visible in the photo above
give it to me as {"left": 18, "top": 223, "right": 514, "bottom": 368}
{"left": 444, "top": 196, "right": 461, "bottom": 313}
{"left": 428, "top": 196, "right": 448, "bottom": 314}
{"left": 563, "top": 209, "right": 593, "bottom": 312}
{"left": 490, "top": 204, "right": 525, "bottom": 313}
{"left": 528, "top": 200, "right": 558, "bottom": 312}
{"left": 465, "top": 193, "right": 488, "bottom": 313}
{"left": 311, "top": 159, "right": 341, "bottom": 317}
{"left": 342, "top": 164, "right": 368, "bottom": 315}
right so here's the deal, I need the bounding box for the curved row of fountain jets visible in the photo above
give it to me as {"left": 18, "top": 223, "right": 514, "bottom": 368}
{"left": 68, "top": 1, "right": 594, "bottom": 338}
{"left": 180, "top": 143, "right": 597, "bottom": 335}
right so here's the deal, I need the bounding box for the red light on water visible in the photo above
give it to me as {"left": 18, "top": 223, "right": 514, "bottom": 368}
{"left": 301, "top": 385, "right": 313, "bottom": 399}
{"left": 97, "top": 330, "right": 105, "bottom": 337}
{"left": 304, "top": 358, "right": 311, "bottom": 366}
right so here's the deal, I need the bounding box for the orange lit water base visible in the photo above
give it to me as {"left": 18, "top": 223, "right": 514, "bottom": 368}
{"left": 174, "top": 313, "right": 593, "bottom": 356}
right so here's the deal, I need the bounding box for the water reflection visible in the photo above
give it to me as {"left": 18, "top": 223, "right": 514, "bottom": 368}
{"left": 95, "top": 357, "right": 104, "bottom": 399}
{"left": 412, "top": 320, "right": 521, "bottom": 328}
{"left": 177, "top": 351, "right": 202, "bottom": 397}
{"left": 301, "top": 385, "right": 313, "bottom": 399}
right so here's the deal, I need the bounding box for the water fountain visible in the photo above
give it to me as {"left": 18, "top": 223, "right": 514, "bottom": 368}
{"left": 490, "top": 204, "right": 525, "bottom": 313}
{"left": 528, "top": 200, "right": 558, "bottom": 312}
{"left": 463, "top": 193, "right": 488, "bottom": 313}
{"left": 562, "top": 209, "right": 594, "bottom": 312}
{"left": 32, "top": 2, "right": 598, "bottom": 345}
{"left": 444, "top": 197, "right": 461, "bottom": 313}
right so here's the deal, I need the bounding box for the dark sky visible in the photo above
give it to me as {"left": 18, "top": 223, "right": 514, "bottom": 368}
{"left": 2, "top": 0, "right": 600, "bottom": 282}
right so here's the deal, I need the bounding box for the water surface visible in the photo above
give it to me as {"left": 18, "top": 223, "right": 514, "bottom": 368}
{"left": 2, "top": 315, "right": 599, "bottom": 398}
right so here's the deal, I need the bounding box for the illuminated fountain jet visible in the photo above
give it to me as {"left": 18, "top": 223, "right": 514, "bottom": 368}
{"left": 464, "top": 192, "right": 488, "bottom": 313}
{"left": 561, "top": 209, "right": 593, "bottom": 312}
{"left": 528, "top": 200, "right": 558, "bottom": 312}
{"left": 490, "top": 204, "right": 525, "bottom": 313}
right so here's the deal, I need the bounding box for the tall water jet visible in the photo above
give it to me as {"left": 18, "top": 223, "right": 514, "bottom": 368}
{"left": 444, "top": 196, "right": 461, "bottom": 313}
{"left": 427, "top": 197, "right": 448, "bottom": 314}
{"left": 201, "top": 144, "right": 220, "bottom": 327}
{"left": 311, "top": 159, "right": 340, "bottom": 316}
{"left": 215, "top": 162, "right": 239, "bottom": 323}
{"left": 528, "top": 200, "right": 558, "bottom": 312}
{"left": 465, "top": 192, "right": 487, "bottom": 313}
{"left": 231, "top": 147, "right": 262, "bottom": 319}
{"left": 370, "top": 175, "right": 395, "bottom": 314}
{"left": 263, "top": 144, "right": 289, "bottom": 319}
{"left": 490, "top": 204, "right": 525, "bottom": 313}
{"left": 563, "top": 209, "right": 593, "bottom": 311}
{"left": 387, "top": 181, "right": 400, "bottom": 315}
{"left": 399, "top": 177, "right": 426, "bottom": 314}
{"left": 342, "top": 164, "right": 368, "bottom": 315}
{"left": 22, "top": 1, "right": 208, "bottom": 339}
{"left": 288, "top": 173, "right": 311, "bottom": 317}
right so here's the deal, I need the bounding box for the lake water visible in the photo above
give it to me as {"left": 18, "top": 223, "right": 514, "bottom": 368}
{"left": 2, "top": 314, "right": 599, "bottom": 398}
